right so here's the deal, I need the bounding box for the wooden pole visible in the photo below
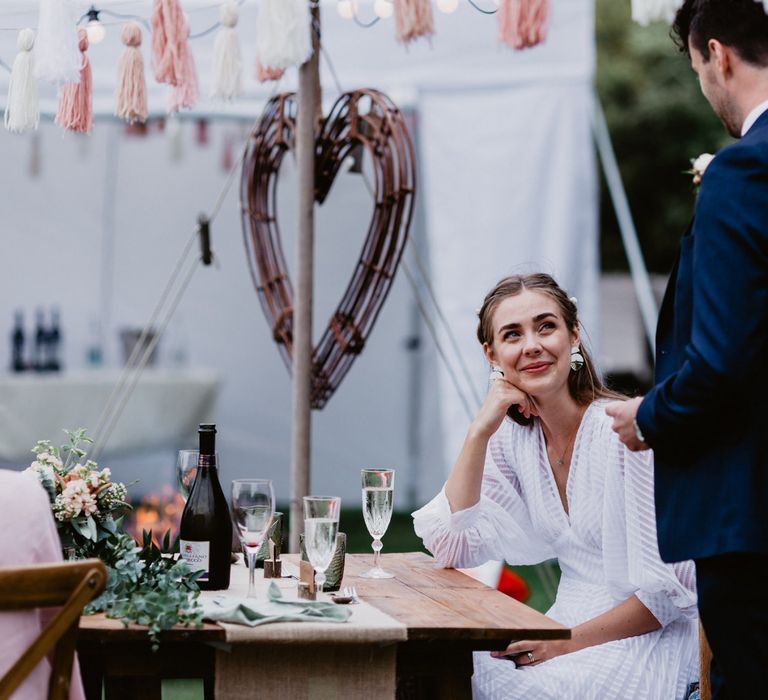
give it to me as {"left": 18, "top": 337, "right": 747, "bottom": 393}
{"left": 290, "top": 2, "right": 321, "bottom": 552}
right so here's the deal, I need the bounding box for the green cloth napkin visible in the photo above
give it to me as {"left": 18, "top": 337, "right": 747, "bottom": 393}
{"left": 201, "top": 582, "right": 352, "bottom": 626}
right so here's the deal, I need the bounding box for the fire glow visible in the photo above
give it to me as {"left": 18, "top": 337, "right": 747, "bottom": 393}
{"left": 126, "top": 485, "right": 185, "bottom": 546}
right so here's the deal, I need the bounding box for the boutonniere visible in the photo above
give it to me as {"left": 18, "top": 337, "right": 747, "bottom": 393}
{"left": 686, "top": 153, "right": 714, "bottom": 191}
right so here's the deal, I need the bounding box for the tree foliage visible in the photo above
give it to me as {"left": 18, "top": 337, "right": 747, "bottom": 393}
{"left": 596, "top": 0, "right": 731, "bottom": 272}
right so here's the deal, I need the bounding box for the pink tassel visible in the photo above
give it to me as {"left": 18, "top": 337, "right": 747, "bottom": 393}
{"left": 255, "top": 59, "right": 285, "bottom": 83}
{"left": 394, "top": 0, "right": 434, "bottom": 45}
{"left": 55, "top": 29, "right": 92, "bottom": 133}
{"left": 115, "top": 23, "right": 147, "bottom": 124}
{"left": 168, "top": 15, "right": 198, "bottom": 113}
{"left": 152, "top": 0, "right": 190, "bottom": 87}
{"left": 498, "top": 0, "right": 550, "bottom": 50}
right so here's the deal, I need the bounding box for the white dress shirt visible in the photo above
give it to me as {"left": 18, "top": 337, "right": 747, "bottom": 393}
{"left": 741, "top": 98, "right": 768, "bottom": 136}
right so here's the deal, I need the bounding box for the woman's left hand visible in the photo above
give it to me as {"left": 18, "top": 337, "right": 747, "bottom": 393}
{"left": 490, "top": 638, "right": 576, "bottom": 666}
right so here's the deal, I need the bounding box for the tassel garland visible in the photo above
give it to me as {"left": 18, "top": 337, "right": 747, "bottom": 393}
{"left": 55, "top": 29, "right": 93, "bottom": 133}
{"left": 35, "top": 0, "right": 80, "bottom": 85}
{"left": 168, "top": 16, "right": 199, "bottom": 112}
{"left": 394, "top": 0, "right": 434, "bottom": 45}
{"left": 255, "top": 59, "right": 285, "bottom": 84}
{"left": 211, "top": 1, "right": 243, "bottom": 100}
{"left": 257, "top": 0, "right": 311, "bottom": 70}
{"left": 631, "top": 0, "right": 684, "bottom": 26}
{"left": 4, "top": 29, "right": 39, "bottom": 134}
{"left": 498, "top": 0, "right": 550, "bottom": 50}
{"left": 152, "top": 0, "right": 192, "bottom": 87}
{"left": 115, "top": 23, "right": 148, "bottom": 125}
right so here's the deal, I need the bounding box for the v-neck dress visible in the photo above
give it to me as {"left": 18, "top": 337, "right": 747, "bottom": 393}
{"left": 412, "top": 401, "right": 699, "bottom": 700}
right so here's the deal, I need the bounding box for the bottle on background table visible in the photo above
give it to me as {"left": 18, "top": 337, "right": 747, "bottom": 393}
{"left": 179, "top": 424, "right": 233, "bottom": 590}
{"left": 47, "top": 307, "right": 62, "bottom": 371}
{"left": 10, "top": 309, "right": 26, "bottom": 372}
{"left": 33, "top": 307, "right": 46, "bottom": 372}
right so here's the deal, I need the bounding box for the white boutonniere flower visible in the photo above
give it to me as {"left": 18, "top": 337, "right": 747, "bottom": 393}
{"left": 689, "top": 153, "right": 714, "bottom": 188}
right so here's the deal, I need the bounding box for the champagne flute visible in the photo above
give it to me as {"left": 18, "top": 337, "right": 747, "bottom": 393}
{"left": 360, "top": 469, "right": 395, "bottom": 579}
{"left": 303, "top": 496, "right": 341, "bottom": 594}
{"left": 176, "top": 450, "right": 198, "bottom": 501}
{"left": 230, "top": 479, "right": 274, "bottom": 598}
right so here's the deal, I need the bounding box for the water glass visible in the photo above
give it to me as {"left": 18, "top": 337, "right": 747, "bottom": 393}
{"left": 231, "top": 479, "right": 275, "bottom": 597}
{"left": 360, "top": 469, "right": 395, "bottom": 579}
{"left": 302, "top": 496, "right": 341, "bottom": 593}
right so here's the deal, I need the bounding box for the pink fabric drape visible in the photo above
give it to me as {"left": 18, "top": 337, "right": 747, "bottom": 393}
{"left": 0, "top": 470, "right": 85, "bottom": 700}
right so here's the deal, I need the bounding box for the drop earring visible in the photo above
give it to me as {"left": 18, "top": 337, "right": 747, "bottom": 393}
{"left": 570, "top": 347, "right": 584, "bottom": 372}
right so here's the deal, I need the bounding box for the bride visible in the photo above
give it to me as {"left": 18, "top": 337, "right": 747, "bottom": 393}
{"left": 413, "top": 273, "right": 698, "bottom": 699}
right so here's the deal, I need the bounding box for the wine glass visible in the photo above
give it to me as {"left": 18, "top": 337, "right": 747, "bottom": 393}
{"left": 176, "top": 449, "right": 202, "bottom": 501}
{"left": 302, "top": 496, "right": 341, "bottom": 594}
{"left": 230, "top": 479, "right": 275, "bottom": 598}
{"left": 360, "top": 469, "right": 395, "bottom": 579}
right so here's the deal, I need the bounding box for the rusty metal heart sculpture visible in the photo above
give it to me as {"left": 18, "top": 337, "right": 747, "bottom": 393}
{"left": 241, "top": 89, "right": 416, "bottom": 409}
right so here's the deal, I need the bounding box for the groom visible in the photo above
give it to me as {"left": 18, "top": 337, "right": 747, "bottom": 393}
{"left": 606, "top": 0, "right": 768, "bottom": 696}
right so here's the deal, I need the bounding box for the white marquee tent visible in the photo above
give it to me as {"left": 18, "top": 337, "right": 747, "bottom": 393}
{"left": 0, "top": 0, "right": 603, "bottom": 511}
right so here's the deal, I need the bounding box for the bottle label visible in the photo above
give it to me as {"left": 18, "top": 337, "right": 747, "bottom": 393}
{"left": 180, "top": 539, "right": 210, "bottom": 581}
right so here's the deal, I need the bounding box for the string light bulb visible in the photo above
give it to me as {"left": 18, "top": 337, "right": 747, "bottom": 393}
{"left": 373, "top": 0, "right": 394, "bottom": 19}
{"left": 85, "top": 6, "right": 105, "bottom": 44}
{"left": 436, "top": 0, "right": 459, "bottom": 13}
{"left": 337, "top": 0, "right": 357, "bottom": 19}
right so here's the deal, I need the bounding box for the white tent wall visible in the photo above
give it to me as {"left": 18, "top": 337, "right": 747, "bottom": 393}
{"left": 421, "top": 82, "right": 599, "bottom": 468}
{"left": 0, "top": 0, "right": 596, "bottom": 510}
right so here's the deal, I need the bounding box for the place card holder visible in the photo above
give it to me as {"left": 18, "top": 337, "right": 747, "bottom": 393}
{"left": 298, "top": 560, "right": 316, "bottom": 601}
{"left": 263, "top": 540, "right": 282, "bottom": 579}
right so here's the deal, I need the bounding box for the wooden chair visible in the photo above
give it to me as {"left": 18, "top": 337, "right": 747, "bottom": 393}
{"left": 699, "top": 621, "right": 712, "bottom": 700}
{"left": 0, "top": 559, "right": 107, "bottom": 700}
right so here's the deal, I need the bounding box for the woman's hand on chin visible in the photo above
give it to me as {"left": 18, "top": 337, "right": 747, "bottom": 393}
{"left": 471, "top": 377, "right": 537, "bottom": 439}
{"left": 490, "top": 638, "right": 576, "bottom": 666}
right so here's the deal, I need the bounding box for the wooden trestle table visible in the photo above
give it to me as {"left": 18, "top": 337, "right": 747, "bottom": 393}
{"left": 77, "top": 552, "right": 569, "bottom": 699}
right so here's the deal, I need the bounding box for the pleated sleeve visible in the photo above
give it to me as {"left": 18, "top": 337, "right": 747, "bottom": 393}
{"left": 413, "top": 422, "right": 556, "bottom": 569}
{"left": 600, "top": 427, "right": 698, "bottom": 627}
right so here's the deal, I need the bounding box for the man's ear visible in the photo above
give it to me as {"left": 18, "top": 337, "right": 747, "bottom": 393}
{"left": 709, "top": 39, "right": 732, "bottom": 81}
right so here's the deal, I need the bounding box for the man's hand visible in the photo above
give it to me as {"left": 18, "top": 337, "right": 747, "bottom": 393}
{"left": 605, "top": 397, "right": 650, "bottom": 452}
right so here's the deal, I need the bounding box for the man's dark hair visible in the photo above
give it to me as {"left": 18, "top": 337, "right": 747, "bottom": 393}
{"left": 673, "top": 0, "right": 768, "bottom": 65}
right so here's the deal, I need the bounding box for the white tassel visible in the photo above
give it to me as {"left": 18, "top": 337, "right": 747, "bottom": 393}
{"left": 257, "top": 0, "right": 312, "bottom": 70}
{"left": 211, "top": 1, "right": 242, "bottom": 100}
{"left": 760, "top": 0, "right": 768, "bottom": 14}
{"left": 4, "top": 29, "right": 39, "bottom": 134}
{"left": 34, "top": 0, "right": 80, "bottom": 84}
{"left": 631, "top": 0, "right": 684, "bottom": 25}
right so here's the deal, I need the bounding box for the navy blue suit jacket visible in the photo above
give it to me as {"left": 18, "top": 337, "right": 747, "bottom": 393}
{"left": 636, "top": 110, "right": 768, "bottom": 563}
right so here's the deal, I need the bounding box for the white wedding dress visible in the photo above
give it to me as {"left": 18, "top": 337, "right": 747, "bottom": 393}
{"left": 413, "top": 401, "right": 699, "bottom": 700}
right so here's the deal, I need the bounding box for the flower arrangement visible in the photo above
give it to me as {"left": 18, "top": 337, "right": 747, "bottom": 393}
{"left": 24, "top": 429, "right": 129, "bottom": 556}
{"left": 24, "top": 429, "right": 202, "bottom": 647}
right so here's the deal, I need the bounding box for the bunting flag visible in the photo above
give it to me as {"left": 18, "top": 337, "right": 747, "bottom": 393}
{"left": 211, "top": 1, "right": 243, "bottom": 100}
{"left": 257, "top": 0, "right": 311, "bottom": 70}
{"left": 4, "top": 29, "right": 39, "bottom": 134}
{"left": 55, "top": 29, "right": 93, "bottom": 133}
{"left": 394, "top": 0, "right": 435, "bottom": 45}
{"left": 497, "top": 0, "right": 550, "bottom": 50}
{"left": 115, "top": 23, "right": 148, "bottom": 125}
{"left": 168, "top": 14, "right": 199, "bottom": 113}
{"left": 34, "top": 0, "right": 80, "bottom": 85}
{"left": 151, "top": 0, "right": 191, "bottom": 87}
